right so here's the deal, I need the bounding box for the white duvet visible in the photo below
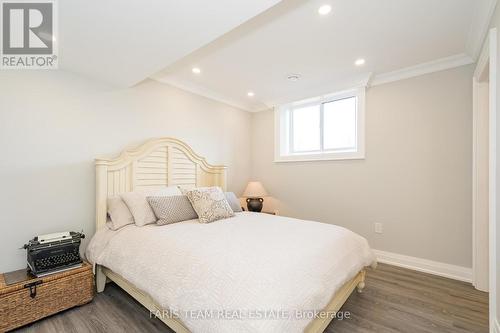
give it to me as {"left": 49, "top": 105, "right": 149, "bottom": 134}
{"left": 86, "top": 212, "right": 375, "bottom": 333}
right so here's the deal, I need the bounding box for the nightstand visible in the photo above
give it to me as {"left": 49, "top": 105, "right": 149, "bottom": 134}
{"left": 241, "top": 208, "right": 279, "bottom": 215}
{"left": 0, "top": 262, "right": 94, "bottom": 331}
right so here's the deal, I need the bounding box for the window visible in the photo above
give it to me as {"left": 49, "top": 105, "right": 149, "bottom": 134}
{"left": 275, "top": 87, "right": 365, "bottom": 162}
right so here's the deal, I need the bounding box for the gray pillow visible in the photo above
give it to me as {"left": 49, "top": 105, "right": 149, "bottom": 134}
{"left": 147, "top": 195, "right": 198, "bottom": 225}
{"left": 225, "top": 192, "right": 242, "bottom": 212}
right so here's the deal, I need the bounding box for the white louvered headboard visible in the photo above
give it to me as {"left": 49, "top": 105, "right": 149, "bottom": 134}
{"left": 95, "top": 137, "right": 227, "bottom": 230}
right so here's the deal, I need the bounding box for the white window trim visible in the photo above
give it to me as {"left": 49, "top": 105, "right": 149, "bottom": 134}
{"left": 274, "top": 87, "right": 365, "bottom": 162}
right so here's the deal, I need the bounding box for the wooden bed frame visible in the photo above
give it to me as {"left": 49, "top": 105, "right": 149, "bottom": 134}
{"left": 94, "top": 137, "right": 366, "bottom": 333}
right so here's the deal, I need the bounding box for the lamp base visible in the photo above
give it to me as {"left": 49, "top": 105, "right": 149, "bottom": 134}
{"left": 246, "top": 198, "right": 263, "bottom": 212}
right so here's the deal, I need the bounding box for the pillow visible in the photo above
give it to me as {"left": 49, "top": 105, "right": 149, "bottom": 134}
{"left": 121, "top": 186, "right": 182, "bottom": 226}
{"left": 147, "top": 195, "right": 198, "bottom": 225}
{"left": 178, "top": 186, "right": 195, "bottom": 195}
{"left": 185, "top": 187, "right": 235, "bottom": 223}
{"left": 107, "top": 196, "right": 134, "bottom": 230}
{"left": 225, "top": 192, "right": 242, "bottom": 212}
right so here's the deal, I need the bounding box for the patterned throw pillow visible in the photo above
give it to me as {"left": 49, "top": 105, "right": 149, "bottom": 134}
{"left": 185, "top": 187, "right": 235, "bottom": 223}
{"left": 147, "top": 195, "right": 198, "bottom": 225}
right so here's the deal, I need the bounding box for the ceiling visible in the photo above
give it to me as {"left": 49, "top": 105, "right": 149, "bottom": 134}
{"left": 151, "top": 0, "right": 496, "bottom": 111}
{"left": 58, "top": 0, "right": 282, "bottom": 87}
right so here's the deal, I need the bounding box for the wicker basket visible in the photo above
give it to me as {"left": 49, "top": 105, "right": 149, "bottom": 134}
{"left": 0, "top": 262, "right": 94, "bottom": 332}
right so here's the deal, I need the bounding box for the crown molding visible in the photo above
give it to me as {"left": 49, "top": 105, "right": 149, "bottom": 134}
{"left": 152, "top": 76, "right": 258, "bottom": 112}
{"left": 265, "top": 73, "right": 372, "bottom": 110}
{"left": 370, "top": 53, "right": 474, "bottom": 87}
{"left": 155, "top": 54, "right": 474, "bottom": 113}
{"left": 475, "top": 28, "right": 493, "bottom": 79}
{"left": 362, "top": 72, "right": 374, "bottom": 87}
{"left": 466, "top": 0, "right": 497, "bottom": 60}
{"left": 146, "top": 2, "right": 495, "bottom": 113}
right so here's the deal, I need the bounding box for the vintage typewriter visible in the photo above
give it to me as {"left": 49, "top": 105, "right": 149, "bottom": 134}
{"left": 23, "top": 231, "right": 85, "bottom": 277}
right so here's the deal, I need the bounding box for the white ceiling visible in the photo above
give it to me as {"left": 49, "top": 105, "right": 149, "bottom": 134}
{"left": 58, "top": 0, "right": 282, "bottom": 87}
{"left": 151, "top": 0, "right": 496, "bottom": 111}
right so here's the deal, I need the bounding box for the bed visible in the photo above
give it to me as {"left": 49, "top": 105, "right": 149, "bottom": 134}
{"left": 87, "top": 137, "right": 376, "bottom": 333}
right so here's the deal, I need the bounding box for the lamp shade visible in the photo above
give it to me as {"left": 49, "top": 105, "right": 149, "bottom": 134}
{"left": 242, "top": 181, "right": 268, "bottom": 198}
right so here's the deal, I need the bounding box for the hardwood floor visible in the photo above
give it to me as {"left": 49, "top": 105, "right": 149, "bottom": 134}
{"left": 327, "top": 264, "right": 488, "bottom": 333}
{"left": 14, "top": 264, "right": 488, "bottom": 333}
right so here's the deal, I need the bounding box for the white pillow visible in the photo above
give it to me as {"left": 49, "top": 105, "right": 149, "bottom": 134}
{"left": 107, "top": 196, "right": 134, "bottom": 230}
{"left": 121, "top": 186, "right": 182, "bottom": 226}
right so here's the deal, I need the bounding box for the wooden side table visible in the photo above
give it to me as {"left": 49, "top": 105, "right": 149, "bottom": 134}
{"left": 242, "top": 208, "right": 279, "bottom": 215}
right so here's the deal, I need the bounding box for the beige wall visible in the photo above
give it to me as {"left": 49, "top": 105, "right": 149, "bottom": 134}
{"left": 0, "top": 63, "right": 476, "bottom": 274}
{"left": 0, "top": 71, "right": 251, "bottom": 272}
{"left": 251, "top": 65, "right": 474, "bottom": 268}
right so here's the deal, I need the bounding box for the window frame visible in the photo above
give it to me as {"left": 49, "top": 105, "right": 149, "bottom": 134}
{"left": 274, "top": 87, "right": 365, "bottom": 162}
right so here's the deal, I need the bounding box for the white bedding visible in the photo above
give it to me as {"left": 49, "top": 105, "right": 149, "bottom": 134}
{"left": 86, "top": 212, "right": 375, "bottom": 333}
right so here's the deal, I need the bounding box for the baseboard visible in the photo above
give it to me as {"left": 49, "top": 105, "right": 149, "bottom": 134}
{"left": 373, "top": 249, "right": 472, "bottom": 283}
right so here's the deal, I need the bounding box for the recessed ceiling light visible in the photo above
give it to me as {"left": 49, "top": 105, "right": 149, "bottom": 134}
{"left": 247, "top": 91, "right": 255, "bottom": 97}
{"left": 354, "top": 58, "right": 366, "bottom": 66}
{"left": 192, "top": 67, "right": 201, "bottom": 74}
{"left": 287, "top": 74, "right": 301, "bottom": 82}
{"left": 318, "top": 5, "right": 332, "bottom": 15}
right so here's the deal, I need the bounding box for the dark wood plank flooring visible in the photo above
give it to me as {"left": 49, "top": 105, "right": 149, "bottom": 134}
{"left": 328, "top": 264, "right": 488, "bottom": 333}
{"left": 14, "top": 264, "right": 488, "bottom": 333}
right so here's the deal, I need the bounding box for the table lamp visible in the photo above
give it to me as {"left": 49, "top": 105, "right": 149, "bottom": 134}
{"left": 242, "top": 181, "right": 268, "bottom": 212}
